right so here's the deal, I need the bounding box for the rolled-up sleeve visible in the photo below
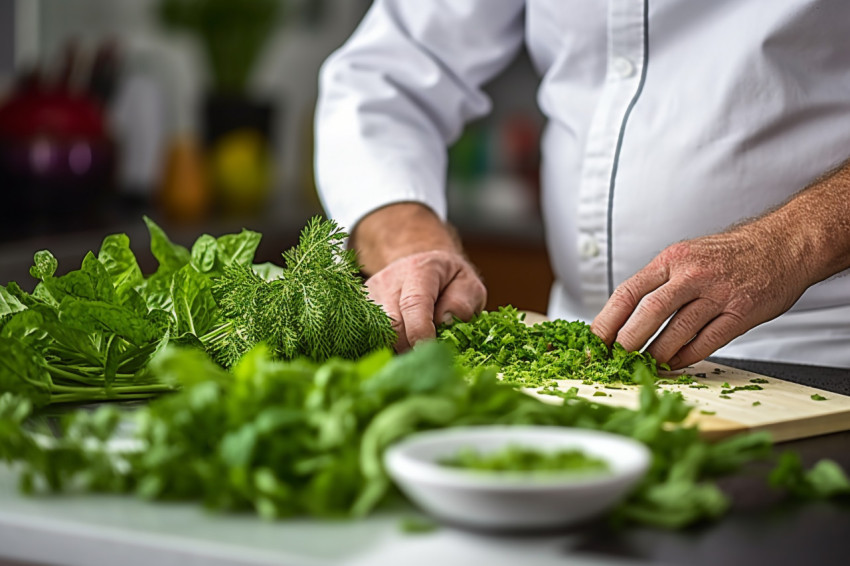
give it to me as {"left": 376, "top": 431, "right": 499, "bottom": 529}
{"left": 315, "top": 0, "right": 526, "bottom": 232}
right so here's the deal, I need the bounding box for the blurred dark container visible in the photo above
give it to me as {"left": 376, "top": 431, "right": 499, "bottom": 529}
{"left": 202, "top": 93, "right": 274, "bottom": 145}
{"left": 0, "top": 86, "right": 115, "bottom": 238}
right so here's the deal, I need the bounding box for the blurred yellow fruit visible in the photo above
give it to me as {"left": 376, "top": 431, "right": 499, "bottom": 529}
{"left": 209, "top": 129, "right": 273, "bottom": 215}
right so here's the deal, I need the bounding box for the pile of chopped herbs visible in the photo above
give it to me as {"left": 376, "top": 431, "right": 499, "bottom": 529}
{"left": 0, "top": 216, "right": 394, "bottom": 408}
{"left": 440, "top": 445, "right": 610, "bottom": 476}
{"left": 437, "top": 306, "right": 666, "bottom": 390}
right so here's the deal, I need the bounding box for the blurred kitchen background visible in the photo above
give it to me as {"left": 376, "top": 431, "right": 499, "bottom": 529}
{"left": 0, "top": 0, "right": 553, "bottom": 312}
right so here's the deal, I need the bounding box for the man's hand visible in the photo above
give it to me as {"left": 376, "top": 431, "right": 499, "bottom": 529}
{"left": 590, "top": 230, "right": 808, "bottom": 370}
{"left": 592, "top": 160, "right": 850, "bottom": 370}
{"left": 350, "top": 202, "right": 487, "bottom": 351}
{"left": 367, "top": 250, "right": 486, "bottom": 351}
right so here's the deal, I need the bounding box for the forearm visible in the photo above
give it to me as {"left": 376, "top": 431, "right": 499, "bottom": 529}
{"left": 742, "top": 159, "right": 850, "bottom": 286}
{"left": 350, "top": 203, "right": 463, "bottom": 275}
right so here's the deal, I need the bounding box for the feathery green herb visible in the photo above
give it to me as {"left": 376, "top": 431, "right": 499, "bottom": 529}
{"left": 204, "top": 217, "right": 395, "bottom": 366}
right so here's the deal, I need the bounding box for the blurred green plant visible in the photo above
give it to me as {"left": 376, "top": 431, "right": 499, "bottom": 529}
{"left": 158, "top": 0, "right": 286, "bottom": 94}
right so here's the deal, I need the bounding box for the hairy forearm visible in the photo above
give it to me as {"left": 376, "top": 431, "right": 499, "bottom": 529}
{"left": 742, "top": 159, "right": 850, "bottom": 286}
{"left": 349, "top": 203, "right": 463, "bottom": 275}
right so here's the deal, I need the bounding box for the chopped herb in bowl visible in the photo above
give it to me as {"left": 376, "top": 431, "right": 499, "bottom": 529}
{"left": 439, "top": 444, "right": 610, "bottom": 476}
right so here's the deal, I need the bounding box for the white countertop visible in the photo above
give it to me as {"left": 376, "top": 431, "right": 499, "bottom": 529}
{"left": 0, "top": 466, "right": 627, "bottom": 566}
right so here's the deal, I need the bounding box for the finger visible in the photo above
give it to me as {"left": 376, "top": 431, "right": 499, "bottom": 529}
{"left": 645, "top": 298, "right": 722, "bottom": 364}
{"left": 613, "top": 281, "right": 700, "bottom": 352}
{"left": 591, "top": 263, "right": 670, "bottom": 346}
{"left": 433, "top": 269, "right": 487, "bottom": 327}
{"left": 667, "top": 312, "right": 749, "bottom": 369}
{"left": 366, "top": 278, "right": 410, "bottom": 351}
{"left": 398, "top": 268, "right": 444, "bottom": 347}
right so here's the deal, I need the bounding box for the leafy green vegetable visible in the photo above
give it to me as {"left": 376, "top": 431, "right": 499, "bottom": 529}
{"left": 769, "top": 452, "right": 850, "bottom": 500}
{"left": 439, "top": 445, "right": 609, "bottom": 475}
{"left": 0, "top": 215, "right": 394, "bottom": 407}
{"left": 0, "top": 343, "right": 780, "bottom": 529}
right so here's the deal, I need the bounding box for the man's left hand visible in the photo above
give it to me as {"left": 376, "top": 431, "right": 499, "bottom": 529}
{"left": 590, "top": 227, "right": 810, "bottom": 370}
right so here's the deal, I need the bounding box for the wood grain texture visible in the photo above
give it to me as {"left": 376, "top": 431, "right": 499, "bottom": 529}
{"left": 517, "top": 312, "right": 850, "bottom": 442}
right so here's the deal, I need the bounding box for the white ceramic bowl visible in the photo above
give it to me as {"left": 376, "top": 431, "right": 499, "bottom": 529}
{"left": 384, "top": 426, "right": 650, "bottom": 531}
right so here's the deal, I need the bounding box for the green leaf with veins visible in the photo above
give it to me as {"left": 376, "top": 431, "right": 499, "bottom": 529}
{"left": 144, "top": 215, "right": 190, "bottom": 273}
{"left": 171, "top": 265, "right": 218, "bottom": 337}
{"left": 29, "top": 250, "right": 58, "bottom": 280}
{"left": 190, "top": 234, "right": 218, "bottom": 273}
{"left": 59, "top": 297, "right": 156, "bottom": 347}
{"left": 98, "top": 233, "right": 143, "bottom": 292}
{"left": 215, "top": 229, "right": 262, "bottom": 267}
{"left": 0, "top": 285, "right": 26, "bottom": 318}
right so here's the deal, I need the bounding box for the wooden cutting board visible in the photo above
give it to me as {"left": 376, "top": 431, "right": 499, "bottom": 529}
{"left": 517, "top": 312, "right": 850, "bottom": 442}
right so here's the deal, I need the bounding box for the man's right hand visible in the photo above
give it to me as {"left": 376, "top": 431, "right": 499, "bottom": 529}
{"left": 366, "top": 250, "right": 486, "bottom": 351}
{"left": 349, "top": 202, "right": 487, "bottom": 351}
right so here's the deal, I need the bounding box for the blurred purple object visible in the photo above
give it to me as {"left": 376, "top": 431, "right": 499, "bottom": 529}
{"left": 0, "top": 70, "right": 116, "bottom": 238}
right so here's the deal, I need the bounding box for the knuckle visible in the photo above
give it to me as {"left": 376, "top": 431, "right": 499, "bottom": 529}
{"left": 637, "top": 292, "right": 669, "bottom": 317}
{"left": 609, "top": 284, "right": 640, "bottom": 310}
{"left": 659, "top": 241, "right": 692, "bottom": 263}
{"left": 398, "top": 292, "right": 434, "bottom": 313}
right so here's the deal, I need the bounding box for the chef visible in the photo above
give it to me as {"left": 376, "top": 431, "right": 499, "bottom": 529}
{"left": 314, "top": 0, "right": 850, "bottom": 369}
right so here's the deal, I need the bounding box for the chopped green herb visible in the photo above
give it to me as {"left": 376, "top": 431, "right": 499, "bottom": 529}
{"left": 720, "top": 385, "right": 763, "bottom": 395}
{"left": 750, "top": 378, "right": 769, "bottom": 384}
{"left": 440, "top": 444, "right": 610, "bottom": 475}
{"left": 689, "top": 384, "right": 709, "bottom": 390}
{"left": 720, "top": 395, "right": 732, "bottom": 400}
{"left": 593, "top": 391, "right": 609, "bottom": 397}
{"left": 400, "top": 517, "right": 439, "bottom": 534}
{"left": 721, "top": 382, "right": 731, "bottom": 388}
{"left": 752, "top": 401, "right": 761, "bottom": 407}
{"left": 437, "top": 306, "right": 664, "bottom": 388}
{"left": 811, "top": 394, "right": 828, "bottom": 401}
{"left": 700, "top": 410, "right": 716, "bottom": 415}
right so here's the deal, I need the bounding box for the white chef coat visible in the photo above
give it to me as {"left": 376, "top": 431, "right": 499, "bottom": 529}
{"left": 315, "top": 0, "right": 850, "bottom": 368}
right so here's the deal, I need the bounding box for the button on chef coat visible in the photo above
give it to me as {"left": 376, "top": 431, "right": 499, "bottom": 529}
{"left": 315, "top": 0, "right": 850, "bottom": 368}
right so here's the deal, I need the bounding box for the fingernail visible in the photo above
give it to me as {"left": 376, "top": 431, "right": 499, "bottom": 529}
{"left": 441, "top": 312, "right": 455, "bottom": 325}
